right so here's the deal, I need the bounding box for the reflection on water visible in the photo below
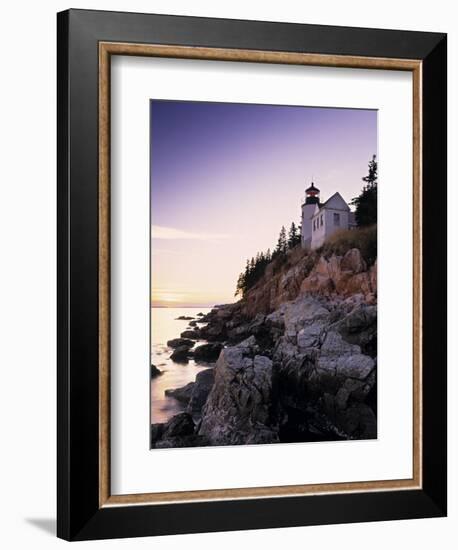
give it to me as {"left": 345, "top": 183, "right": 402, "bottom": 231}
{"left": 150, "top": 307, "right": 211, "bottom": 424}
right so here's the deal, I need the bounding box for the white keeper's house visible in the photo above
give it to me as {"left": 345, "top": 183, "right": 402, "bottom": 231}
{"left": 301, "top": 182, "right": 356, "bottom": 250}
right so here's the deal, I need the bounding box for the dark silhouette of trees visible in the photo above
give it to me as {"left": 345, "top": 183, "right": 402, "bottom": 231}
{"left": 235, "top": 222, "right": 301, "bottom": 297}
{"left": 275, "top": 225, "right": 287, "bottom": 255}
{"left": 288, "top": 222, "right": 301, "bottom": 248}
{"left": 351, "top": 155, "right": 378, "bottom": 227}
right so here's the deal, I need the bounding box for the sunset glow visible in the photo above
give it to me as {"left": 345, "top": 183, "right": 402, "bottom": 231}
{"left": 150, "top": 100, "right": 377, "bottom": 307}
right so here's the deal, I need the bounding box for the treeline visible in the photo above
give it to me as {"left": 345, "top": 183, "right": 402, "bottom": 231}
{"left": 235, "top": 222, "right": 301, "bottom": 297}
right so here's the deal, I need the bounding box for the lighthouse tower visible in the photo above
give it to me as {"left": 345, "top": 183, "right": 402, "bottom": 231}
{"left": 301, "top": 182, "right": 320, "bottom": 249}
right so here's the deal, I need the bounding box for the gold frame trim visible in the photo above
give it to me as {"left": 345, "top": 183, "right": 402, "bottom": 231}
{"left": 98, "top": 42, "right": 422, "bottom": 508}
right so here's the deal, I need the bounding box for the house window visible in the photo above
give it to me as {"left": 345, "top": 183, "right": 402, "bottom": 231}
{"left": 320, "top": 215, "right": 323, "bottom": 227}
{"left": 333, "top": 213, "right": 340, "bottom": 226}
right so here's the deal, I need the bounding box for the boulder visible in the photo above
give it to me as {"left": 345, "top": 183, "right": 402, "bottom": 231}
{"left": 193, "top": 343, "right": 223, "bottom": 362}
{"left": 187, "top": 368, "right": 215, "bottom": 415}
{"left": 151, "top": 413, "right": 210, "bottom": 449}
{"left": 198, "top": 348, "right": 278, "bottom": 445}
{"left": 180, "top": 329, "right": 201, "bottom": 339}
{"left": 150, "top": 423, "right": 165, "bottom": 446}
{"left": 165, "top": 382, "right": 194, "bottom": 403}
{"left": 166, "top": 338, "right": 194, "bottom": 349}
{"left": 163, "top": 412, "right": 195, "bottom": 437}
{"left": 150, "top": 364, "right": 162, "bottom": 378}
{"left": 170, "top": 345, "right": 190, "bottom": 363}
{"left": 341, "top": 248, "right": 367, "bottom": 273}
{"left": 316, "top": 330, "right": 374, "bottom": 380}
{"left": 332, "top": 304, "right": 377, "bottom": 357}
{"left": 270, "top": 294, "right": 377, "bottom": 441}
{"left": 199, "top": 322, "right": 226, "bottom": 341}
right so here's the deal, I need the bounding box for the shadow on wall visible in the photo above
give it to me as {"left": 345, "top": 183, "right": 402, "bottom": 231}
{"left": 24, "top": 518, "right": 56, "bottom": 536}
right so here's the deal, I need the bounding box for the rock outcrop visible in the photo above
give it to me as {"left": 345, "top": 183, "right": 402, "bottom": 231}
{"left": 154, "top": 245, "right": 377, "bottom": 448}
{"left": 236, "top": 247, "right": 376, "bottom": 318}
{"left": 169, "top": 345, "right": 191, "bottom": 363}
{"left": 151, "top": 413, "right": 209, "bottom": 449}
{"left": 198, "top": 342, "right": 279, "bottom": 445}
{"left": 193, "top": 343, "right": 223, "bottom": 362}
{"left": 167, "top": 338, "right": 194, "bottom": 349}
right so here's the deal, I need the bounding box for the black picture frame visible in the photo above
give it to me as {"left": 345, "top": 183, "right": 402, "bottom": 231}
{"left": 57, "top": 8, "right": 447, "bottom": 541}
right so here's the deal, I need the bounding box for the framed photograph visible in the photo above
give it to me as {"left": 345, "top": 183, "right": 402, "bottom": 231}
{"left": 57, "top": 9, "right": 447, "bottom": 541}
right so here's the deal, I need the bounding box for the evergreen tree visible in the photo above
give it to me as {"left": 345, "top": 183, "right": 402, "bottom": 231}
{"left": 275, "top": 225, "right": 287, "bottom": 254}
{"left": 288, "top": 222, "right": 300, "bottom": 248}
{"left": 234, "top": 221, "right": 304, "bottom": 297}
{"left": 351, "top": 155, "right": 378, "bottom": 227}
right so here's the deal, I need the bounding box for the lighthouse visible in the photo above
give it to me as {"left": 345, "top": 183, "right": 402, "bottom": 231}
{"left": 301, "top": 182, "right": 320, "bottom": 249}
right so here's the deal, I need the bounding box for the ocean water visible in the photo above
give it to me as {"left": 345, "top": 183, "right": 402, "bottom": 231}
{"left": 150, "top": 307, "right": 212, "bottom": 424}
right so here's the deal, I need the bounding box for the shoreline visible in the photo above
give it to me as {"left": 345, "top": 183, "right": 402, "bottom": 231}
{"left": 151, "top": 247, "right": 377, "bottom": 449}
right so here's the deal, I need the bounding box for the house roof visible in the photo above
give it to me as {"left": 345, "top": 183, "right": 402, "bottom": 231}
{"left": 312, "top": 192, "right": 350, "bottom": 216}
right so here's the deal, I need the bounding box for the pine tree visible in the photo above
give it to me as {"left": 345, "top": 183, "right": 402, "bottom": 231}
{"left": 288, "top": 222, "right": 298, "bottom": 248}
{"left": 276, "top": 226, "right": 287, "bottom": 254}
{"left": 351, "top": 155, "right": 378, "bottom": 227}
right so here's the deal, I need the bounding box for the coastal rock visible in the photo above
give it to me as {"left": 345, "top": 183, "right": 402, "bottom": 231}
{"left": 199, "top": 322, "right": 227, "bottom": 341}
{"left": 175, "top": 315, "right": 195, "bottom": 320}
{"left": 151, "top": 413, "right": 209, "bottom": 449}
{"left": 166, "top": 338, "right": 194, "bottom": 349}
{"left": 170, "top": 345, "right": 191, "bottom": 363}
{"left": 299, "top": 249, "right": 375, "bottom": 303}
{"left": 180, "top": 329, "right": 201, "bottom": 339}
{"left": 198, "top": 348, "right": 278, "bottom": 445}
{"left": 187, "top": 368, "right": 215, "bottom": 416}
{"left": 269, "top": 295, "right": 377, "bottom": 440}
{"left": 163, "top": 412, "right": 195, "bottom": 437}
{"left": 193, "top": 343, "right": 223, "bottom": 362}
{"left": 165, "top": 382, "right": 194, "bottom": 404}
{"left": 332, "top": 304, "right": 377, "bottom": 357}
{"left": 150, "top": 364, "right": 162, "bottom": 378}
{"left": 155, "top": 245, "right": 377, "bottom": 447}
{"left": 341, "top": 248, "right": 367, "bottom": 273}
{"left": 235, "top": 335, "right": 260, "bottom": 356}
{"left": 150, "top": 423, "right": 165, "bottom": 445}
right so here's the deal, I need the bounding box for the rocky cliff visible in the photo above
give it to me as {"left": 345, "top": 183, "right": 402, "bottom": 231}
{"left": 151, "top": 246, "right": 377, "bottom": 449}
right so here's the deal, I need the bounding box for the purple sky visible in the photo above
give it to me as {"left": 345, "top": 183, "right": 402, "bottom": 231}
{"left": 150, "top": 100, "right": 377, "bottom": 307}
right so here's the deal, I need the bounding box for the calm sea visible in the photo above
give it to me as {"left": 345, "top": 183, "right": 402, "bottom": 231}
{"left": 150, "top": 307, "right": 211, "bottom": 424}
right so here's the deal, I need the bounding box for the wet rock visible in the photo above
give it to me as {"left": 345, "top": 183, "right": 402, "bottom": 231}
{"left": 170, "top": 345, "right": 191, "bottom": 363}
{"left": 165, "top": 382, "right": 194, "bottom": 404}
{"left": 199, "top": 322, "right": 226, "bottom": 341}
{"left": 150, "top": 364, "right": 162, "bottom": 378}
{"left": 175, "top": 315, "right": 195, "bottom": 320}
{"left": 167, "top": 338, "right": 194, "bottom": 349}
{"left": 193, "top": 343, "right": 223, "bottom": 362}
{"left": 180, "top": 329, "right": 201, "bottom": 339}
